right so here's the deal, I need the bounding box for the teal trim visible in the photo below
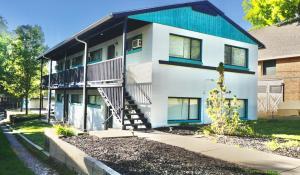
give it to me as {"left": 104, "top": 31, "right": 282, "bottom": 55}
{"left": 129, "top": 7, "right": 257, "bottom": 45}
{"left": 224, "top": 64, "right": 249, "bottom": 71}
{"left": 71, "top": 64, "right": 83, "bottom": 68}
{"left": 87, "top": 104, "right": 101, "bottom": 108}
{"left": 168, "top": 120, "right": 201, "bottom": 124}
{"left": 127, "top": 48, "right": 142, "bottom": 54}
{"left": 169, "top": 57, "right": 202, "bottom": 65}
{"left": 87, "top": 59, "right": 102, "bottom": 64}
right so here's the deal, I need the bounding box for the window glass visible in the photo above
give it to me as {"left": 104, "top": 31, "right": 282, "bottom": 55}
{"left": 56, "top": 94, "right": 62, "bottom": 102}
{"left": 263, "top": 60, "right": 276, "bottom": 75}
{"left": 95, "top": 96, "right": 101, "bottom": 105}
{"left": 169, "top": 35, "right": 201, "bottom": 60}
{"left": 226, "top": 99, "right": 247, "bottom": 119}
{"left": 168, "top": 97, "right": 200, "bottom": 121}
{"left": 72, "top": 56, "right": 83, "bottom": 67}
{"left": 88, "top": 49, "right": 102, "bottom": 63}
{"left": 224, "top": 45, "right": 247, "bottom": 67}
{"left": 88, "top": 95, "right": 101, "bottom": 106}
{"left": 71, "top": 94, "right": 82, "bottom": 103}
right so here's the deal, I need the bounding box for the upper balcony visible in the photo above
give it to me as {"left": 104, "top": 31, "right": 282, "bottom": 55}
{"left": 42, "top": 57, "right": 123, "bottom": 89}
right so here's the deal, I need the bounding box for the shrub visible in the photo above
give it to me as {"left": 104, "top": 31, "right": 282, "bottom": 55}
{"left": 205, "top": 63, "right": 253, "bottom": 136}
{"left": 54, "top": 124, "right": 75, "bottom": 137}
{"left": 266, "top": 139, "right": 280, "bottom": 151}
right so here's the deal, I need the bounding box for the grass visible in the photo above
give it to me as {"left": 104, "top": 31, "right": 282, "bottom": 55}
{"left": 246, "top": 118, "right": 300, "bottom": 141}
{"left": 0, "top": 129, "right": 33, "bottom": 175}
{"left": 13, "top": 119, "right": 52, "bottom": 148}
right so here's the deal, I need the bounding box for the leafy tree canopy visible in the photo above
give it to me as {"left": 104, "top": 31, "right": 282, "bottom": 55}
{"left": 243, "top": 0, "right": 300, "bottom": 29}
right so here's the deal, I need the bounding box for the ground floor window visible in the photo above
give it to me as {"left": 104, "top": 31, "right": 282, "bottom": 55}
{"left": 168, "top": 97, "right": 201, "bottom": 121}
{"left": 88, "top": 95, "right": 101, "bottom": 106}
{"left": 56, "top": 94, "right": 62, "bottom": 103}
{"left": 70, "top": 94, "right": 82, "bottom": 104}
{"left": 226, "top": 99, "right": 248, "bottom": 119}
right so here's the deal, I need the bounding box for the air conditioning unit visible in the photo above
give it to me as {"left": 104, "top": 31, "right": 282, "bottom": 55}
{"left": 132, "top": 39, "right": 142, "bottom": 49}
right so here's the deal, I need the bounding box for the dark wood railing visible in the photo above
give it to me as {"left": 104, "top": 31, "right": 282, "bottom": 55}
{"left": 87, "top": 57, "right": 123, "bottom": 82}
{"left": 65, "top": 66, "right": 84, "bottom": 85}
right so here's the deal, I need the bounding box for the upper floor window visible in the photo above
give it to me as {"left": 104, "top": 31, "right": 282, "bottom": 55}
{"left": 88, "top": 49, "right": 102, "bottom": 63}
{"left": 55, "top": 61, "right": 64, "bottom": 72}
{"left": 107, "top": 44, "right": 115, "bottom": 60}
{"left": 262, "top": 60, "right": 276, "bottom": 76}
{"left": 169, "top": 34, "right": 201, "bottom": 60}
{"left": 71, "top": 55, "right": 83, "bottom": 67}
{"left": 127, "top": 34, "right": 142, "bottom": 54}
{"left": 224, "top": 45, "right": 248, "bottom": 67}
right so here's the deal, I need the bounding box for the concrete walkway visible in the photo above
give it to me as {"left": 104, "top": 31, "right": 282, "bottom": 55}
{"left": 133, "top": 131, "right": 300, "bottom": 175}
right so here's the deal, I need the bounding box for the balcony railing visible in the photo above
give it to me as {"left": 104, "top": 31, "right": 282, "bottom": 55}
{"left": 42, "top": 57, "right": 123, "bottom": 88}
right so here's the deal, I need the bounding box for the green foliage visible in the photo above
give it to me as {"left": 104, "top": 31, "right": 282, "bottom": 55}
{"left": 54, "top": 124, "right": 75, "bottom": 137}
{"left": 206, "top": 62, "right": 253, "bottom": 136}
{"left": 265, "top": 139, "right": 280, "bottom": 151}
{"left": 178, "top": 122, "right": 191, "bottom": 126}
{"left": 243, "top": 0, "right": 300, "bottom": 29}
{"left": 266, "top": 139, "right": 300, "bottom": 151}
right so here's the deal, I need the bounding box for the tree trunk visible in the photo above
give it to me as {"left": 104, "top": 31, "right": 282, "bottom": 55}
{"left": 20, "top": 99, "right": 23, "bottom": 112}
{"left": 25, "top": 95, "right": 29, "bottom": 115}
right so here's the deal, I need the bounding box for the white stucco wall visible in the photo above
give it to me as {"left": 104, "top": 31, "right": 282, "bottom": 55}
{"left": 150, "top": 23, "right": 258, "bottom": 128}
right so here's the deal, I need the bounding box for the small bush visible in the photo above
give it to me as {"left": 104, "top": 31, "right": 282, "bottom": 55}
{"left": 202, "top": 126, "right": 212, "bottom": 136}
{"left": 54, "top": 124, "right": 75, "bottom": 137}
{"left": 266, "top": 139, "right": 280, "bottom": 151}
{"left": 281, "top": 140, "right": 300, "bottom": 148}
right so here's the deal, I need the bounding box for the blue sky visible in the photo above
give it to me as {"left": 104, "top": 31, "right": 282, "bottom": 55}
{"left": 0, "top": 0, "right": 250, "bottom": 48}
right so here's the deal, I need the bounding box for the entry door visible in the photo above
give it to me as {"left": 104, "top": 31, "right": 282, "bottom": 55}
{"left": 107, "top": 44, "right": 115, "bottom": 60}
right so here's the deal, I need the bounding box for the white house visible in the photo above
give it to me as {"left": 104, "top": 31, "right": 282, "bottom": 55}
{"left": 38, "top": 1, "right": 263, "bottom": 131}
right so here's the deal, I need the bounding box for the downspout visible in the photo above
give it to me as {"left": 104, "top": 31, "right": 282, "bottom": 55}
{"left": 43, "top": 56, "right": 52, "bottom": 123}
{"left": 75, "top": 36, "right": 88, "bottom": 132}
{"left": 63, "top": 51, "right": 67, "bottom": 123}
{"left": 39, "top": 58, "right": 43, "bottom": 117}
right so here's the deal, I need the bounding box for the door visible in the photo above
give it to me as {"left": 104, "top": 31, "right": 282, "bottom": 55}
{"left": 107, "top": 44, "right": 115, "bottom": 60}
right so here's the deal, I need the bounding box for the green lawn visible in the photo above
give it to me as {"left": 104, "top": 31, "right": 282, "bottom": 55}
{"left": 246, "top": 118, "right": 300, "bottom": 141}
{"left": 13, "top": 119, "right": 52, "bottom": 148}
{"left": 0, "top": 129, "right": 33, "bottom": 175}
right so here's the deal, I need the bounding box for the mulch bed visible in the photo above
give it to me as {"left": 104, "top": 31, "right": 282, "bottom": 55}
{"left": 63, "top": 135, "right": 262, "bottom": 175}
{"left": 215, "top": 135, "right": 300, "bottom": 159}
{"left": 155, "top": 125, "right": 200, "bottom": 135}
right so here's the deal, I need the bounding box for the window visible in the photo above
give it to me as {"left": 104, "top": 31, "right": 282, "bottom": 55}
{"left": 127, "top": 34, "right": 142, "bottom": 53}
{"left": 107, "top": 44, "right": 115, "bottom": 60}
{"left": 56, "top": 94, "right": 63, "bottom": 103}
{"left": 55, "top": 61, "right": 64, "bottom": 72}
{"left": 88, "top": 49, "right": 102, "bottom": 63}
{"left": 169, "top": 35, "right": 201, "bottom": 60}
{"left": 226, "top": 99, "right": 247, "bottom": 119}
{"left": 88, "top": 95, "right": 101, "bottom": 106}
{"left": 70, "top": 94, "right": 82, "bottom": 104}
{"left": 168, "top": 97, "right": 200, "bottom": 121}
{"left": 65, "top": 59, "right": 70, "bottom": 70}
{"left": 225, "top": 45, "right": 248, "bottom": 67}
{"left": 71, "top": 55, "right": 83, "bottom": 67}
{"left": 263, "top": 60, "right": 276, "bottom": 75}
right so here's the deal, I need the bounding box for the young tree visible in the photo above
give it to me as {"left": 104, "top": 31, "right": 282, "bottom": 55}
{"left": 1, "top": 25, "right": 46, "bottom": 114}
{"left": 243, "top": 0, "right": 300, "bottom": 29}
{"left": 206, "top": 63, "right": 241, "bottom": 135}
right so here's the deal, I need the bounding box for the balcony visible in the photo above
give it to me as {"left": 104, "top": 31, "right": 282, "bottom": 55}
{"left": 42, "top": 57, "right": 123, "bottom": 89}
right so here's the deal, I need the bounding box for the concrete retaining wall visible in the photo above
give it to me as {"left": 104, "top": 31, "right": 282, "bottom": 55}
{"left": 45, "top": 129, "right": 120, "bottom": 175}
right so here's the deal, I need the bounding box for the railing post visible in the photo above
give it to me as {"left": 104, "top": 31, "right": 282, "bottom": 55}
{"left": 47, "top": 59, "right": 52, "bottom": 123}
{"left": 39, "top": 58, "right": 43, "bottom": 117}
{"left": 122, "top": 17, "right": 128, "bottom": 130}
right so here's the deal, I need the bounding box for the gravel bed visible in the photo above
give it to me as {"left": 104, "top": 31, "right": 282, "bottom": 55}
{"left": 215, "top": 135, "right": 300, "bottom": 159}
{"left": 63, "top": 135, "right": 261, "bottom": 175}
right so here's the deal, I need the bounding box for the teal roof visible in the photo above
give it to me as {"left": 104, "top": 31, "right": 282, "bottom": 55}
{"left": 129, "top": 6, "right": 257, "bottom": 45}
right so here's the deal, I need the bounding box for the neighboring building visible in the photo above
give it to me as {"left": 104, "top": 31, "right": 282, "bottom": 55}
{"left": 39, "top": 1, "right": 262, "bottom": 131}
{"left": 250, "top": 20, "right": 300, "bottom": 116}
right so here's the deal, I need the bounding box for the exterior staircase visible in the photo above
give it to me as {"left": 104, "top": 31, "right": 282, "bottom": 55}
{"left": 123, "top": 91, "right": 151, "bottom": 130}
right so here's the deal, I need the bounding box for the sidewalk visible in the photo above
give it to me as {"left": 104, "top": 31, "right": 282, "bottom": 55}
{"left": 135, "top": 131, "right": 300, "bottom": 175}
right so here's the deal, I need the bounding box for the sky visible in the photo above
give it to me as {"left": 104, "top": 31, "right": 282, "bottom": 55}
{"left": 0, "top": 0, "right": 251, "bottom": 48}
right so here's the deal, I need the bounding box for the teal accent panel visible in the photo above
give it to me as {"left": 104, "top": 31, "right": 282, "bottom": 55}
{"left": 87, "top": 59, "right": 101, "bottom": 64}
{"left": 224, "top": 64, "right": 249, "bottom": 71}
{"left": 129, "top": 7, "right": 257, "bottom": 45}
{"left": 127, "top": 48, "right": 142, "bottom": 55}
{"left": 168, "top": 120, "right": 201, "bottom": 124}
{"left": 169, "top": 57, "right": 203, "bottom": 65}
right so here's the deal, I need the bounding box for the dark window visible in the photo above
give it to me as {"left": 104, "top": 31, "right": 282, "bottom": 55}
{"left": 65, "top": 59, "right": 70, "bottom": 69}
{"left": 70, "top": 94, "right": 82, "bottom": 104}
{"left": 226, "top": 99, "right": 248, "bottom": 119}
{"left": 225, "top": 45, "right": 248, "bottom": 67}
{"left": 71, "top": 56, "right": 83, "bottom": 67}
{"left": 168, "top": 97, "right": 200, "bottom": 121}
{"left": 88, "top": 49, "right": 102, "bottom": 63}
{"left": 55, "top": 61, "right": 64, "bottom": 72}
{"left": 169, "top": 34, "right": 202, "bottom": 60}
{"left": 107, "top": 44, "right": 115, "bottom": 60}
{"left": 263, "top": 60, "right": 276, "bottom": 75}
{"left": 88, "top": 95, "right": 101, "bottom": 106}
{"left": 56, "top": 94, "right": 63, "bottom": 103}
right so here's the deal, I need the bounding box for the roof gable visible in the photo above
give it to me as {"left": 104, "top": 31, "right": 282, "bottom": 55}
{"left": 128, "top": 6, "right": 259, "bottom": 45}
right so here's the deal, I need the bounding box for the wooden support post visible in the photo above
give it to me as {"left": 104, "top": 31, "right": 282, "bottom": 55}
{"left": 63, "top": 51, "right": 67, "bottom": 123}
{"left": 47, "top": 59, "right": 52, "bottom": 123}
{"left": 39, "top": 58, "right": 43, "bottom": 117}
{"left": 121, "top": 17, "right": 128, "bottom": 130}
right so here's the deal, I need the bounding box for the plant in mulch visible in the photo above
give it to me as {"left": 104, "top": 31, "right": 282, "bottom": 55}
{"left": 266, "top": 139, "right": 300, "bottom": 151}
{"left": 54, "top": 124, "right": 75, "bottom": 137}
{"left": 205, "top": 62, "right": 253, "bottom": 136}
